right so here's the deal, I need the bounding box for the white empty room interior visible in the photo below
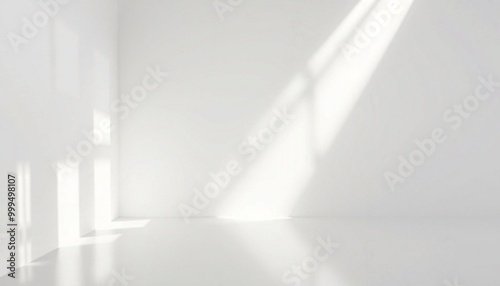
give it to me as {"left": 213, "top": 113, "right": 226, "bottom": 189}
{"left": 1, "top": 0, "right": 500, "bottom": 285}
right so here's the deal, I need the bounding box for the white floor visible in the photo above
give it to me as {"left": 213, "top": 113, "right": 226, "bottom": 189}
{"left": 1, "top": 218, "right": 500, "bottom": 286}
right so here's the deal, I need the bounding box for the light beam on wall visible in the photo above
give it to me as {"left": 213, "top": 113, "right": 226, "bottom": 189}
{"left": 216, "top": 0, "right": 414, "bottom": 220}
{"left": 57, "top": 165, "right": 80, "bottom": 247}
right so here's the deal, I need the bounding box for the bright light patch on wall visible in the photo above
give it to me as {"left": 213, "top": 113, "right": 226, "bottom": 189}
{"left": 93, "top": 110, "right": 111, "bottom": 146}
{"left": 57, "top": 165, "right": 80, "bottom": 247}
{"left": 94, "top": 158, "right": 112, "bottom": 229}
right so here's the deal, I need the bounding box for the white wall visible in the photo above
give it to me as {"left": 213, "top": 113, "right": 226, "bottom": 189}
{"left": 0, "top": 0, "right": 118, "bottom": 276}
{"left": 119, "top": 0, "right": 500, "bottom": 219}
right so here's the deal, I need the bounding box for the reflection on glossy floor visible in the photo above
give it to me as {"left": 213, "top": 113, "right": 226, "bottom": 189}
{"left": 1, "top": 218, "right": 500, "bottom": 286}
